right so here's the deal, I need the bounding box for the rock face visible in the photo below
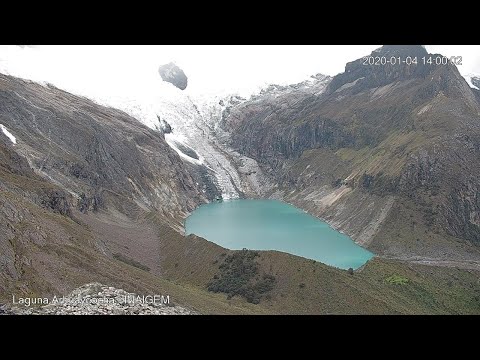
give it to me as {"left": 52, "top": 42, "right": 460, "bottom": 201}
{"left": 326, "top": 45, "right": 431, "bottom": 94}
{"left": 221, "top": 45, "right": 480, "bottom": 264}
{"left": 0, "top": 73, "right": 207, "bottom": 302}
{"left": 158, "top": 62, "right": 188, "bottom": 90}
{"left": 0, "top": 74, "right": 205, "bottom": 225}
{"left": 6, "top": 283, "right": 196, "bottom": 315}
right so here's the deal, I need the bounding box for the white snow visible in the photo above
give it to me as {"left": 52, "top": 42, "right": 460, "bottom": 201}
{"left": 464, "top": 74, "right": 480, "bottom": 90}
{"left": 165, "top": 133, "right": 204, "bottom": 166}
{"left": 159, "top": 93, "right": 244, "bottom": 200}
{"left": 335, "top": 77, "right": 363, "bottom": 93}
{"left": 417, "top": 104, "right": 432, "bottom": 115}
{"left": 0, "top": 124, "right": 16, "bottom": 144}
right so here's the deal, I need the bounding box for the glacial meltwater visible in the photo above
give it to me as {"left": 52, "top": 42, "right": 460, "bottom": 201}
{"left": 185, "top": 199, "right": 373, "bottom": 269}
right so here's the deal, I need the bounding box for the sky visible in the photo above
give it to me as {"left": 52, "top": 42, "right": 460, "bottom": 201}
{"left": 1, "top": 45, "right": 479, "bottom": 99}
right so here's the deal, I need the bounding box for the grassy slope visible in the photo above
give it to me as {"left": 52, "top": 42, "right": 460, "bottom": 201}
{"left": 212, "top": 254, "right": 480, "bottom": 314}
{"left": 3, "top": 181, "right": 478, "bottom": 315}
{"left": 2, "top": 182, "right": 479, "bottom": 315}
{"left": 138, "top": 214, "right": 480, "bottom": 314}
{"left": 143, "top": 235, "right": 480, "bottom": 314}
{"left": 0, "top": 193, "right": 252, "bottom": 314}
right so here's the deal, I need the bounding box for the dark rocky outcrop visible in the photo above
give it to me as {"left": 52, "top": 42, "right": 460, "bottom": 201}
{"left": 158, "top": 62, "right": 188, "bottom": 90}
{"left": 222, "top": 45, "right": 480, "bottom": 263}
{"left": 326, "top": 45, "right": 431, "bottom": 94}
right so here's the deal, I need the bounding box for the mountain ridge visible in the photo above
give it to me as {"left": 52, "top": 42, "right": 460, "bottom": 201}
{"left": 220, "top": 45, "right": 480, "bottom": 265}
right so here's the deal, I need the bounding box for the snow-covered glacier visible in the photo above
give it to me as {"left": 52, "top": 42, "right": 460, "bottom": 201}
{"left": 0, "top": 45, "right": 244, "bottom": 199}
{"left": 0, "top": 45, "right": 330, "bottom": 200}
{"left": 92, "top": 82, "right": 248, "bottom": 199}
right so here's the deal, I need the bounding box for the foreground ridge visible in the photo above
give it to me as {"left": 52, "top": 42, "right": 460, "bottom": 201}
{"left": 3, "top": 283, "right": 197, "bottom": 315}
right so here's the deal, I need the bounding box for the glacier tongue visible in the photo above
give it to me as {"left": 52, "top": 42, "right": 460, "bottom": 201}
{"left": 86, "top": 80, "right": 244, "bottom": 200}
{"left": 161, "top": 93, "right": 244, "bottom": 200}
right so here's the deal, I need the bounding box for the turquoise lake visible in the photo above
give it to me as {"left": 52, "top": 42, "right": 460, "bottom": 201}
{"left": 185, "top": 199, "right": 373, "bottom": 270}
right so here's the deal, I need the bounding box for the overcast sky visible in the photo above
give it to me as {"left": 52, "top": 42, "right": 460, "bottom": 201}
{"left": 1, "top": 45, "right": 479, "bottom": 98}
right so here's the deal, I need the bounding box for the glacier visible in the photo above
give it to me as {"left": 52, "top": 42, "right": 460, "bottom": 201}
{"left": 88, "top": 81, "right": 248, "bottom": 200}
{"left": 0, "top": 45, "right": 330, "bottom": 200}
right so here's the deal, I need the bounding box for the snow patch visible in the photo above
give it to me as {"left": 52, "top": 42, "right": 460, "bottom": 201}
{"left": 335, "top": 77, "right": 364, "bottom": 93}
{"left": 165, "top": 133, "right": 203, "bottom": 166}
{"left": 0, "top": 124, "right": 16, "bottom": 144}
{"left": 417, "top": 104, "right": 432, "bottom": 115}
{"left": 464, "top": 74, "right": 480, "bottom": 90}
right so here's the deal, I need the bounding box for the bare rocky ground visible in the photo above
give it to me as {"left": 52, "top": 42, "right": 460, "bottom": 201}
{"left": 2, "top": 283, "right": 196, "bottom": 315}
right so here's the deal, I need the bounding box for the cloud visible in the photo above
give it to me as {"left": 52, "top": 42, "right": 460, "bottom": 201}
{"left": 1, "top": 45, "right": 382, "bottom": 97}
{"left": 425, "top": 45, "right": 480, "bottom": 75}
{"left": 1, "top": 45, "right": 478, "bottom": 100}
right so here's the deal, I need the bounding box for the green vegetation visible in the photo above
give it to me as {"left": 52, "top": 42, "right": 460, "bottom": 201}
{"left": 207, "top": 249, "right": 276, "bottom": 304}
{"left": 384, "top": 275, "right": 409, "bottom": 285}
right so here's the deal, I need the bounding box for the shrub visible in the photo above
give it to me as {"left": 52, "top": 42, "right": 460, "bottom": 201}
{"left": 207, "top": 249, "right": 276, "bottom": 304}
{"left": 384, "top": 275, "right": 409, "bottom": 285}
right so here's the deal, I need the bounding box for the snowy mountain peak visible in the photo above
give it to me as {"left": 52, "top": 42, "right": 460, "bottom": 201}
{"left": 252, "top": 73, "right": 331, "bottom": 100}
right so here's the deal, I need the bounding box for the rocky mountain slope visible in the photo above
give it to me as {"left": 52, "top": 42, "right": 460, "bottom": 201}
{"left": 0, "top": 74, "right": 207, "bottom": 226}
{"left": 0, "top": 73, "right": 211, "bottom": 303}
{"left": 221, "top": 45, "right": 480, "bottom": 266}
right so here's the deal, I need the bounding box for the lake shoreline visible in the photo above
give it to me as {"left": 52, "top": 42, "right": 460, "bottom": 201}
{"left": 185, "top": 199, "right": 373, "bottom": 270}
